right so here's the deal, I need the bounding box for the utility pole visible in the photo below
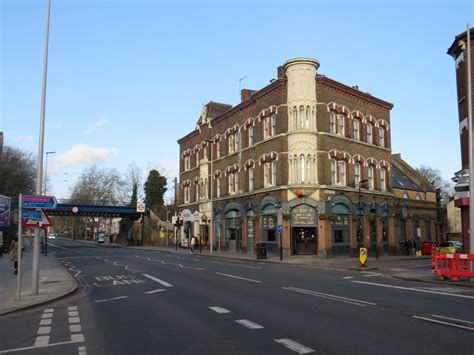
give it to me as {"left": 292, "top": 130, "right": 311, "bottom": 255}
{"left": 467, "top": 24, "right": 473, "bottom": 254}
{"left": 33, "top": 0, "right": 51, "bottom": 295}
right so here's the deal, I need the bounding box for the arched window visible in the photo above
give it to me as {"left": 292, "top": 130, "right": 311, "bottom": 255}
{"left": 368, "top": 165, "right": 374, "bottom": 190}
{"left": 249, "top": 167, "right": 254, "bottom": 192}
{"left": 306, "top": 156, "right": 311, "bottom": 183}
{"left": 248, "top": 126, "right": 254, "bottom": 146}
{"left": 355, "top": 162, "right": 361, "bottom": 187}
{"left": 402, "top": 192, "right": 409, "bottom": 199}
{"left": 299, "top": 106, "right": 305, "bottom": 129}
{"left": 337, "top": 114, "right": 345, "bottom": 137}
{"left": 415, "top": 194, "right": 422, "bottom": 200}
{"left": 293, "top": 156, "right": 298, "bottom": 183}
{"left": 379, "top": 127, "right": 385, "bottom": 147}
{"left": 330, "top": 158, "right": 337, "bottom": 185}
{"left": 216, "top": 141, "right": 220, "bottom": 158}
{"left": 329, "top": 112, "right": 336, "bottom": 134}
{"left": 338, "top": 160, "right": 346, "bottom": 186}
{"left": 366, "top": 124, "right": 373, "bottom": 144}
{"left": 216, "top": 178, "right": 221, "bottom": 198}
{"left": 195, "top": 184, "right": 199, "bottom": 201}
{"left": 305, "top": 107, "right": 310, "bottom": 129}
{"left": 300, "top": 155, "right": 305, "bottom": 183}
{"left": 380, "top": 168, "right": 387, "bottom": 192}
{"left": 271, "top": 115, "right": 277, "bottom": 136}
{"left": 353, "top": 119, "right": 360, "bottom": 141}
{"left": 293, "top": 107, "right": 298, "bottom": 130}
{"left": 271, "top": 160, "right": 277, "bottom": 186}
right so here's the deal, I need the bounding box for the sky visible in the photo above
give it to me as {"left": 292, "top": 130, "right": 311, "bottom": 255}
{"left": 1, "top": 0, "right": 472, "bottom": 201}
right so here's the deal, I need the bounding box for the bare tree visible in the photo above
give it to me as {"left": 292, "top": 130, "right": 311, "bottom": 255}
{"left": 416, "top": 165, "right": 454, "bottom": 205}
{"left": 70, "top": 165, "right": 125, "bottom": 204}
{"left": 123, "top": 163, "right": 143, "bottom": 204}
{"left": 0, "top": 145, "right": 36, "bottom": 197}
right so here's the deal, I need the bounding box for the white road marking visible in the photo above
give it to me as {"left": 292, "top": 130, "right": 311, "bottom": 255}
{"left": 235, "top": 319, "right": 263, "bottom": 329}
{"left": 431, "top": 314, "right": 474, "bottom": 325}
{"left": 43, "top": 308, "right": 54, "bottom": 313}
{"left": 70, "top": 334, "right": 85, "bottom": 342}
{"left": 34, "top": 336, "right": 50, "bottom": 347}
{"left": 142, "top": 274, "right": 173, "bottom": 287}
{"left": 37, "top": 327, "right": 51, "bottom": 335}
{"left": 351, "top": 280, "right": 474, "bottom": 299}
{"left": 342, "top": 276, "right": 355, "bottom": 279}
{"left": 274, "top": 338, "right": 315, "bottom": 354}
{"left": 282, "top": 287, "right": 376, "bottom": 307}
{"left": 48, "top": 243, "right": 67, "bottom": 249}
{"left": 216, "top": 272, "right": 262, "bottom": 283}
{"left": 209, "top": 306, "right": 230, "bottom": 314}
{"left": 93, "top": 296, "right": 128, "bottom": 303}
{"left": 145, "top": 289, "right": 166, "bottom": 294}
{"left": 68, "top": 311, "right": 79, "bottom": 317}
{"left": 70, "top": 325, "right": 82, "bottom": 332}
{"left": 363, "top": 273, "right": 382, "bottom": 277}
{"left": 78, "top": 346, "right": 87, "bottom": 355}
{"left": 39, "top": 319, "right": 52, "bottom": 326}
{"left": 42, "top": 313, "right": 53, "bottom": 319}
{"left": 413, "top": 316, "right": 474, "bottom": 331}
{"left": 69, "top": 317, "right": 80, "bottom": 323}
{"left": 0, "top": 338, "right": 84, "bottom": 354}
{"left": 68, "top": 306, "right": 77, "bottom": 311}
{"left": 178, "top": 264, "right": 204, "bottom": 270}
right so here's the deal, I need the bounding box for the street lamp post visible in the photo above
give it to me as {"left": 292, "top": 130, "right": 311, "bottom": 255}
{"left": 44, "top": 151, "right": 56, "bottom": 195}
{"left": 32, "top": 0, "right": 52, "bottom": 295}
{"left": 357, "top": 179, "right": 368, "bottom": 249}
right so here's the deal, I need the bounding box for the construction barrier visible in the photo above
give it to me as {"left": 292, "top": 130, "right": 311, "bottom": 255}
{"left": 432, "top": 252, "right": 474, "bottom": 281}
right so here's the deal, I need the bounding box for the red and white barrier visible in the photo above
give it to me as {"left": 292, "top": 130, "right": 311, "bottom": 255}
{"left": 432, "top": 252, "right": 474, "bottom": 281}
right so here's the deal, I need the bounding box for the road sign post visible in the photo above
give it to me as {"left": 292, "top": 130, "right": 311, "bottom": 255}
{"left": 359, "top": 247, "right": 368, "bottom": 267}
{"left": 277, "top": 208, "right": 283, "bottom": 261}
{"left": 17, "top": 194, "right": 23, "bottom": 300}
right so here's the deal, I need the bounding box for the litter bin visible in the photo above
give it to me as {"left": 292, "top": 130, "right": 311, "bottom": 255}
{"left": 421, "top": 241, "right": 435, "bottom": 255}
{"left": 256, "top": 242, "right": 267, "bottom": 260}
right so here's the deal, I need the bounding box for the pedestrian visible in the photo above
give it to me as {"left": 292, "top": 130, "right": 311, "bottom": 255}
{"left": 410, "top": 239, "right": 416, "bottom": 256}
{"left": 190, "top": 236, "right": 196, "bottom": 254}
{"left": 8, "top": 237, "right": 23, "bottom": 275}
{"left": 404, "top": 239, "right": 410, "bottom": 256}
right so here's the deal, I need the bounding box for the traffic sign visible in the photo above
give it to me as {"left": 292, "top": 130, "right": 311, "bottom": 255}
{"left": 22, "top": 209, "right": 43, "bottom": 221}
{"left": 136, "top": 202, "right": 146, "bottom": 213}
{"left": 277, "top": 225, "right": 283, "bottom": 234}
{"left": 22, "top": 195, "right": 57, "bottom": 209}
{"left": 359, "top": 247, "right": 368, "bottom": 266}
{"left": 277, "top": 208, "right": 283, "bottom": 226}
{"left": 22, "top": 209, "right": 52, "bottom": 227}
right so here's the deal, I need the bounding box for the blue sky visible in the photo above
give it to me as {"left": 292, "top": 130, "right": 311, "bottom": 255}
{"left": 1, "top": 0, "right": 471, "bottom": 200}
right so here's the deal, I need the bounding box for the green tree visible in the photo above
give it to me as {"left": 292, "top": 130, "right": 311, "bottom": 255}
{"left": 144, "top": 169, "right": 167, "bottom": 209}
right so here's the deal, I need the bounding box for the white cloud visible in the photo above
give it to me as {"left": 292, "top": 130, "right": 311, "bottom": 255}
{"left": 12, "top": 135, "right": 34, "bottom": 143}
{"left": 86, "top": 117, "right": 109, "bottom": 133}
{"left": 50, "top": 143, "right": 117, "bottom": 172}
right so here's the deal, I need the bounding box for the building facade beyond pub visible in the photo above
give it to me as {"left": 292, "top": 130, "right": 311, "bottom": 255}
{"left": 177, "top": 58, "right": 436, "bottom": 257}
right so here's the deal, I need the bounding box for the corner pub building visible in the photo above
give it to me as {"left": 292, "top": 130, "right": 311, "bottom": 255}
{"left": 177, "top": 58, "right": 437, "bottom": 257}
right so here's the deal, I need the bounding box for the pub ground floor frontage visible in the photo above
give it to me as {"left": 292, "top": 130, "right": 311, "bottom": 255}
{"left": 178, "top": 190, "right": 437, "bottom": 258}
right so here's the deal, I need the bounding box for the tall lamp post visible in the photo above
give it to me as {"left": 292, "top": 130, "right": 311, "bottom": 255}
{"left": 204, "top": 138, "right": 214, "bottom": 255}
{"left": 44, "top": 151, "right": 56, "bottom": 195}
{"left": 357, "top": 179, "right": 368, "bottom": 248}
{"left": 32, "top": 0, "right": 52, "bottom": 295}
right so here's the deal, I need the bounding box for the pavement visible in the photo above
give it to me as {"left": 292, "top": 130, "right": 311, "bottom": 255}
{"left": 0, "top": 242, "right": 78, "bottom": 316}
{"left": 0, "top": 237, "right": 471, "bottom": 316}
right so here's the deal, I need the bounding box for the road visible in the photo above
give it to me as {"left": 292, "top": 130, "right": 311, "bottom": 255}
{"left": 0, "top": 239, "right": 473, "bottom": 354}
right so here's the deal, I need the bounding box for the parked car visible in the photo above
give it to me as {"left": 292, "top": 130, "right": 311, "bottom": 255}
{"left": 437, "top": 241, "right": 463, "bottom": 253}
{"left": 48, "top": 233, "right": 56, "bottom": 240}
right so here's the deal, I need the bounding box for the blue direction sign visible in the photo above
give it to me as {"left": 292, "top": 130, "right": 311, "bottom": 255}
{"left": 22, "top": 209, "right": 43, "bottom": 221}
{"left": 22, "top": 195, "right": 58, "bottom": 209}
{"left": 277, "top": 225, "right": 283, "bottom": 234}
{"left": 0, "top": 195, "right": 11, "bottom": 228}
